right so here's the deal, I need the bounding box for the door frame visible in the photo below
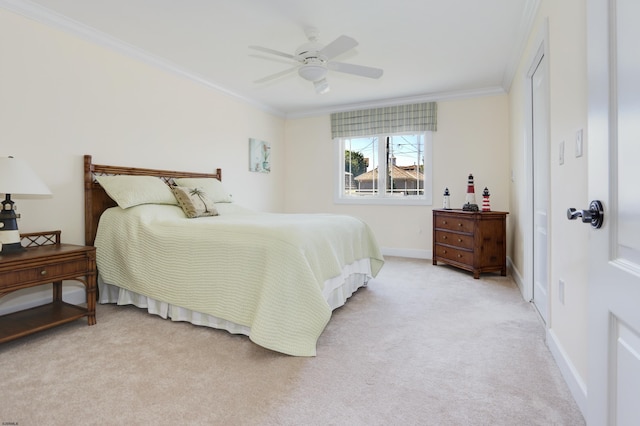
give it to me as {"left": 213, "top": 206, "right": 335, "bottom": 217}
{"left": 521, "top": 19, "right": 550, "bottom": 307}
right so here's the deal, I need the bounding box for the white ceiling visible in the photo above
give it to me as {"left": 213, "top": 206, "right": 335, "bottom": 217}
{"left": 4, "top": 0, "right": 536, "bottom": 117}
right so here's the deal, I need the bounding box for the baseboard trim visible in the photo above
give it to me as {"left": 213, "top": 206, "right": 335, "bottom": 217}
{"left": 508, "top": 257, "right": 529, "bottom": 301}
{"left": 380, "top": 248, "right": 430, "bottom": 259}
{"left": 546, "top": 328, "right": 587, "bottom": 420}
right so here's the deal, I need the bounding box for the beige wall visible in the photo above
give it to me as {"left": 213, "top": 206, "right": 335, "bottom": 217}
{"left": 0, "top": 10, "right": 285, "bottom": 310}
{"left": 508, "top": 0, "right": 589, "bottom": 406}
{"left": 284, "top": 95, "right": 510, "bottom": 256}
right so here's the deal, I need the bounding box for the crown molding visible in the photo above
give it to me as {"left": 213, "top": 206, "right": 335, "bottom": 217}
{"left": 0, "top": 0, "right": 287, "bottom": 117}
{"left": 501, "top": 0, "right": 541, "bottom": 91}
{"left": 286, "top": 86, "right": 507, "bottom": 119}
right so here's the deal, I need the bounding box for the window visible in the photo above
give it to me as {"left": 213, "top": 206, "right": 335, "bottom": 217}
{"left": 336, "top": 132, "right": 433, "bottom": 205}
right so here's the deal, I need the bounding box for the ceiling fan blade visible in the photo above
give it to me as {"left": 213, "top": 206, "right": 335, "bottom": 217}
{"left": 328, "top": 61, "right": 384, "bottom": 79}
{"left": 320, "top": 35, "right": 358, "bottom": 60}
{"left": 249, "top": 45, "right": 295, "bottom": 60}
{"left": 249, "top": 54, "right": 295, "bottom": 66}
{"left": 254, "top": 66, "right": 298, "bottom": 84}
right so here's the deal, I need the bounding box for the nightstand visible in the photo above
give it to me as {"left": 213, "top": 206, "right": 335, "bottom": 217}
{"left": 0, "top": 230, "right": 96, "bottom": 343}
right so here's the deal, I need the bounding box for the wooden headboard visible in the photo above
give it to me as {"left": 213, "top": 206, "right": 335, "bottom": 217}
{"left": 84, "top": 155, "right": 222, "bottom": 246}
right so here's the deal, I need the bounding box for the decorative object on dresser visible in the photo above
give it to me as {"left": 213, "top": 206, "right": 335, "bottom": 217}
{"left": 432, "top": 209, "right": 508, "bottom": 279}
{"left": 482, "top": 187, "right": 491, "bottom": 211}
{"left": 442, "top": 187, "right": 451, "bottom": 209}
{"left": 462, "top": 173, "right": 479, "bottom": 212}
{"left": 0, "top": 230, "right": 97, "bottom": 343}
{"left": 0, "top": 156, "right": 52, "bottom": 253}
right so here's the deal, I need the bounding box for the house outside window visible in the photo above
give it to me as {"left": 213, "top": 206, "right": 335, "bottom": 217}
{"left": 336, "top": 132, "right": 433, "bottom": 205}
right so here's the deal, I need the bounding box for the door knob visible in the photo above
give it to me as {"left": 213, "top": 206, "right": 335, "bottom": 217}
{"left": 567, "top": 200, "right": 604, "bottom": 229}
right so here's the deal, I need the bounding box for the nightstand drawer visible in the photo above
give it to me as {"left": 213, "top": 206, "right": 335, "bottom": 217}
{"left": 434, "top": 244, "right": 473, "bottom": 264}
{"left": 434, "top": 230, "right": 474, "bottom": 249}
{"left": 434, "top": 216, "right": 475, "bottom": 233}
{"left": 0, "top": 258, "right": 88, "bottom": 288}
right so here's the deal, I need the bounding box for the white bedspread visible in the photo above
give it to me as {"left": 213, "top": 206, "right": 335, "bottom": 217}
{"left": 95, "top": 203, "right": 384, "bottom": 356}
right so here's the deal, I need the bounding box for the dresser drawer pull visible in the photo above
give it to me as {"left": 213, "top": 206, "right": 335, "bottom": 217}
{"left": 442, "top": 236, "right": 447, "bottom": 240}
{"left": 457, "top": 254, "right": 463, "bottom": 258}
{"left": 41, "top": 270, "right": 47, "bottom": 276}
{"left": 458, "top": 238, "right": 462, "bottom": 242}
{"left": 458, "top": 223, "right": 463, "bottom": 227}
{"left": 442, "top": 250, "right": 447, "bottom": 254}
{"left": 442, "top": 220, "right": 448, "bottom": 225}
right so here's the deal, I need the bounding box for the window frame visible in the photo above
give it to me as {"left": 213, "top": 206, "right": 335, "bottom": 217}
{"left": 334, "top": 131, "right": 433, "bottom": 206}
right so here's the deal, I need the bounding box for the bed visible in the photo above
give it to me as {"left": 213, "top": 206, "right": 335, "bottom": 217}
{"left": 84, "top": 155, "right": 384, "bottom": 356}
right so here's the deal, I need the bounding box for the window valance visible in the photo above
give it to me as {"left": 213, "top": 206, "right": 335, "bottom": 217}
{"left": 330, "top": 102, "right": 437, "bottom": 138}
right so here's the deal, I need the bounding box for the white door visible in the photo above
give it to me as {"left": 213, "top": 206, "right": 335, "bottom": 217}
{"left": 587, "top": 0, "right": 640, "bottom": 424}
{"left": 531, "top": 51, "right": 550, "bottom": 324}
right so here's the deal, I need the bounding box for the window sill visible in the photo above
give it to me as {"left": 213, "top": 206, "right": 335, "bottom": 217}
{"left": 334, "top": 196, "right": 433, "bottom": 206}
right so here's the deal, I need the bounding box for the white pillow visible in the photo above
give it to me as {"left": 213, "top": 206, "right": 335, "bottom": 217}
{"left": 96, "top": 175, "right": 178, "bottom": 209}
{"left": 173, "top": 178, "right": 232, "bottom": 203}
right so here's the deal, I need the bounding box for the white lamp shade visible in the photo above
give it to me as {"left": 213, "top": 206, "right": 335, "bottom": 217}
{"left": 0, "top": 156, "right": 52, "bottom": 195}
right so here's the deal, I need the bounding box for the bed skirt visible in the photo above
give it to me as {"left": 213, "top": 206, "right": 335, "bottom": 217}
{"left": 98, "top": 258, "right": 372, "bottom": 339}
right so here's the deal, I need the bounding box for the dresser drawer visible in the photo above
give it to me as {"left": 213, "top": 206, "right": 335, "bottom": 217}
{"left": 434, "top": 215, "right": 475, "bottom": 233}
{"left": 434, "top": 244, "right": 473, "bottom": 264}
{"left": 434, "top": 230, "right": 474, "bottom": 250}
{"left": 0, "top": 258, "right": 89, "bottom": 288}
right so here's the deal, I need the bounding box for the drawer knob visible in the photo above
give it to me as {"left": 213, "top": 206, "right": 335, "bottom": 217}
{"left": 41, "top": 270, "right": 47, "bottom": 276}
{"left": 442, "top": 236, "right": 447, "bottom": 240}
{"left": 457, "top": 254, "right": 462, "bottom": 258}
{"left": 442, "top": 250, "right": 447, "bottom": 254}
{"left": 458, "top": 238, "right": 462, "bottom": 242}
{"left": 458, "top": 223, "right": 463, "bottom": 227}
{"left": 442, "top": 220, "right": 447, "bottom": 225}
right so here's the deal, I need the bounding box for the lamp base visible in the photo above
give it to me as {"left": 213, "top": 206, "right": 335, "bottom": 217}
{"left": 0, "top": 194, "right": 24, "bottom": 254}
{"left": 0, "top": 241, "right": 25, "bottom": 253}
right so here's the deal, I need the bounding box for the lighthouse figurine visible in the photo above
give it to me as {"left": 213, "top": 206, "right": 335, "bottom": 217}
{"left": 462, "top": 173, "right": 479, "bottom": 211}
{"left": 443, "top": 187, "right": 451, "bottom": 209}
{"left": 482, "top": 187, "right": 491, "bottom": 211}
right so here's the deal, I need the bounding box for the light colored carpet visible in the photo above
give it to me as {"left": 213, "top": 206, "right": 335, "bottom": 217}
{"left": 0, "top": 257, "right": 584, "bottom": 425}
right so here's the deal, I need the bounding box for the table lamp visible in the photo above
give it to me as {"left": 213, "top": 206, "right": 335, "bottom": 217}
{"left": 0, "top": 156, "right": 52, "bottom": 253}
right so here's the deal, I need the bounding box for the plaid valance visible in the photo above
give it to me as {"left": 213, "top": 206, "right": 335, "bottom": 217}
{"left": 330, "top": 102, "right": 437, "bottom": 138}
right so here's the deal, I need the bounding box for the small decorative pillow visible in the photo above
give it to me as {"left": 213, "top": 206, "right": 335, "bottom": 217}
{"left": 96, "top": 175, "right": 178, "bottom": 209}
{"left": 173, "top": 178, "right": 232, "bottom": 203}
{"left": 171, "top": 186, "right": 219, "bottom": 218}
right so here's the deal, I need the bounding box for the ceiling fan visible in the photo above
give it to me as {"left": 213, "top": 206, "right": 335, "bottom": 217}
{"left": 249, "top": 27, "right": 383, "bottom": 94}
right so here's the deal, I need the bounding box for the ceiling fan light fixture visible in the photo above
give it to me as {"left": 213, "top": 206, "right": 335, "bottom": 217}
{"left": 298, "top": 64, "right": 327, "bottom": 82}
{"left": 314, "top": 78, "right": 330, "bottom": 94}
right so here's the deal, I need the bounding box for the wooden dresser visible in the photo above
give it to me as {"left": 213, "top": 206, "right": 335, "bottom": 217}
{"left": 432, "top": 209, "right": 508, "bottom": 279}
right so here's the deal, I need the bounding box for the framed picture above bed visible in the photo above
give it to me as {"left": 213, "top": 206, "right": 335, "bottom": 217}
{"left": 249, "top": 138, "right": 270, "bottom": 173}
